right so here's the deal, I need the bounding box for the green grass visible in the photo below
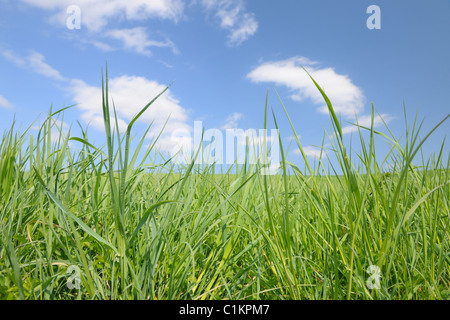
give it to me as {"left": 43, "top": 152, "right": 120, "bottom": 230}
{"left": 0, "top": 68, "right": 449, "bottom": 300}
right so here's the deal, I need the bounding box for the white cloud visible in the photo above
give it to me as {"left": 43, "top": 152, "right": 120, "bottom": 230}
{"left": 1, "top": 49, "right": 192, "bottom": 152}
{"left": 18, "top": 0, "right": 183, "bottom": 56}
{"left": 221, "top": 112, "right": 244, "bottom": 129}
{"left": 1, "top": 49, "right": 65, "bottom": 81}
{"left": 226, "top": 12, "right": 258, "bottom": 46}
{"left": 49, "top": 119, "right": 71, "bottom": 143}
{"left": 19, "top": 0, "right": 184, "bottom": 32}
{"left": 69, "top": 75, "right": 192, "bottom": 153}
{"left": 89, "top": 40, "right": 115, "bottom": 52}
{"left": 341, "top": 113, "right": 393, "bottom": 135}
{"left": 18, "top": 0, "right": 257, "bottom": 50}
{"left": 247, "top": 56, "right": 365, "bottom": 119}
{"left": 247, "top": 56, "right": 394, "bottom": 136}
{"left": 31, "top": 119, "right": 71, "bottom": 143}
{"left": 1, "top": 50, "right": 26, "bottom": 66}
{"left": 199, "top": 0, "right": 258, "bottom": 46}
{"left": 26, "top": 51, "right": 66, "bottom": 81}
{"left": 0, "top": 94, "right": 13, "bottom": 109}
{"left": 106, "top": 27, "right": 179, "bottom": 56}
{"left": 286, "top": 135, "right": 301, "bottom": 142}
{"left": 293, "top": 145, "right": 327, "bottom": 159}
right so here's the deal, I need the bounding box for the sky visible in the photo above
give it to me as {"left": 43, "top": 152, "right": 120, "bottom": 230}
{"left": 0, "top": 0, "right": 449, "bottom": 172}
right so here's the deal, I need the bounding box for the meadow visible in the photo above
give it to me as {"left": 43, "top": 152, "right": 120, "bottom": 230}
{"left": 0, "top": 69, "right": 449, "bottom": 300}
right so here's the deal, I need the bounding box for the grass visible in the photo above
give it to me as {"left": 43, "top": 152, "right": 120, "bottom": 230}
{"left": 0, "top": 67, "right": 449, "bottom": 300}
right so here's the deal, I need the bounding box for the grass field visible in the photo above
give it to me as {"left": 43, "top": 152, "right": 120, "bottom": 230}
{"left": 1, "top": 69, "right": 449, "bottom": 300}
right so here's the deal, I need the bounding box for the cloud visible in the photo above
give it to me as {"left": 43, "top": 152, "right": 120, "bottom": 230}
{"left": 2, "top": 49, "right": 66, "bottom": 81}
{"left": 2, "top": 49, "right": 192, "bottom": 153}
{"left": 69, "top": 75, "right": 192, "bottom": 153}
{"left": 18, "top": 0, "right": 183, "bottom": 57}
{"left": 18, "top": 0, "right": 184, "bottom": 32}
{"left": 26, "top": 51, "right": 66, "bottom": 81}
{"left": 247, "top": 56, "right": 365, "bottom": 119}
{"left": 221, "top": 112, "right": 244, "bottom": 129}
{"left": 341, "top": 113, "right": 393, "bottom": 135}
{"left": 90, "top": 41, "right": 115, "bottom": 52}
{"left": 49, "top": 119, "right": 70, "bottom": 143}
{"left": 31, "top": 118, "right": 71, "bottom": 143}
{"left": 1, "top": 50, "right": 26, "bottom": 66}
{"left": 286, "top": 135, "right": 301, "bottom": 142}
{"left": 106, "top": 27, "right": 179, "bottom": 56}
{"left": 18, "top": 0, "right": 257, "bottom": 51}
{"left": 293, "top": 145, "right": 327, "bottom": 159}
{"left": 0, "top": 94, "right": 13, "bottom": 109}
{"left": 199, "top": 0, "right": 258, "bottom": 46}
{"left": 247, "top": 57, "right": 394, "bottom": 136}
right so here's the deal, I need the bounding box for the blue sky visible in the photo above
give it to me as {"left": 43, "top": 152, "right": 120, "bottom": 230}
{"left": 0, "top": 0, "right": 449, "bottom": 171}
